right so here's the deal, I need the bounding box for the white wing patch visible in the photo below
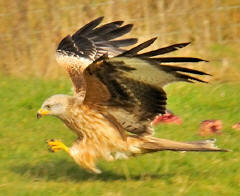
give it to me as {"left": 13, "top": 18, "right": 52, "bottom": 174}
{"left": 56, "top": 52, "right": 93, "bottom": 71}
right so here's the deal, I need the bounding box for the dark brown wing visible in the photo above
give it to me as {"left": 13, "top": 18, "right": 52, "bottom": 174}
{"left": 56, "top": 17, "right": 137, "bottom": 65}
{"left": 56, "top": 17, "right": 137, "bottom": 97}
{"left": 83, "top": 39, "right": 209, "bottom": 136}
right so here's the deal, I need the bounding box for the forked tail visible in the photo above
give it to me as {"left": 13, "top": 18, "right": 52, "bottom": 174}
{"left": 141, "top": 137, "right": 228, "bottom": 153}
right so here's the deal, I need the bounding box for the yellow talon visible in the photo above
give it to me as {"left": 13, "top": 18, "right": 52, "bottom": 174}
{"left": 47, "top": 139, "right": 69, "bottom": 153}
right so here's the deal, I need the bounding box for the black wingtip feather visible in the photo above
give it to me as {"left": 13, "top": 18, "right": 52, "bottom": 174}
{"left": 160, "top": 65, "right": 211, "bottom": 76}
{"left": 120, "top": 37, "right": 157, "bottom": 57}
{"left": 153, "top": 57, "right": 208, "bottom": 63}
{"left": 102, "top": 24, "right": 134, "bottom": 41}
{"left": 111, "top": 21, "right": 125, "bottom": 26}
{"left": 88, "top": 20, "right": 125, "bottom": 38}
{"left": 110, "top": 38, "right": 138, "bottom": 47}
{"left": 73, "top": 17, "right": 104, "bottom": 38}
{"left": 138, "top": 42, "right": 191, "bottom": 57}
{"left": 177, "top": 73, "right": 208, "bottom": 83}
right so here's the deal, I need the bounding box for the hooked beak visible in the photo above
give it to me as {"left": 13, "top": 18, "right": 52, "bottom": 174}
{"left": 37, "top": 108, "right": 50, "bottom": 119}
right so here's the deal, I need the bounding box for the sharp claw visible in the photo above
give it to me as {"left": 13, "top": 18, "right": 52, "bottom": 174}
{"left": 46, "top": 139, "right": 56, "bottom": 143}
{"left": 48, "top": 146, "right": 60, "bottom": 152}
{"left": 46, "top": 139, "right": 68, "bottom": 153}
{"left": 48, "top": 147, "right": 55, "bottom": 152}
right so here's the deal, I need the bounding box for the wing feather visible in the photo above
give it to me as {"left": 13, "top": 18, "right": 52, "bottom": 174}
{"left": 55, "top": 18, "right": 209, "bottom": 136}
{"left": 100, "top": 24, "right": 134, "bottom": 41}
{"left": 120, "top": 37, "right": 157, "bottom": 57}
{"left": 83, "top": 39, "right": 209, "bottom": 136}
{"left": 137, "top": 42, "right": 190, "bottom": 57}
{"left": 153, "top": 57, "right": 208, "bottom": 63}
{"left": 56, "top": 17, "right": 137, "bottom": 97}
{"left": 109, "top": 38, "right": 138, "bottom": 47}
{"left": 72, "top": 17, "right": 104, "bottom": 37}
{"left": 57, "top": 17, "right": 137, "bottom": 67}
{"left": 87, "top": 21, "right": 124, "bottom": 37}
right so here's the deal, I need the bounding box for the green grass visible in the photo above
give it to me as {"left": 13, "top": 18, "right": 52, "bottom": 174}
{"left": 1, "top": 77, "right": 240, "bottom": 196}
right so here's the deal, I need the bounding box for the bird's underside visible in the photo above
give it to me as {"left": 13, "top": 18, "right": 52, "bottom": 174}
{"left": 37, "top": 17, "right": 228, "bottom": 174}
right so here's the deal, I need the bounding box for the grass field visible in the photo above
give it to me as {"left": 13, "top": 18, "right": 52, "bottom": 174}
{"left": 0, "top": 1, "right": 239, "bottom": 195}
{"left": 0, "top": 77, "right": 240, "bottom": 195}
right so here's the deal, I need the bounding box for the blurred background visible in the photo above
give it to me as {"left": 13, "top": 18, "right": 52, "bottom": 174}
{"left": 1, "top": 0, "right": 240, "bottom": 195}
{"left": 0, "top": 0, "right": 240, "bottom": 80}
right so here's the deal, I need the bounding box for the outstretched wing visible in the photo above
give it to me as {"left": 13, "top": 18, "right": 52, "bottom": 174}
{"left": 56, "top": 17, "right": 137, "bottom": 68}
{"left": 83, "top": 38, "right": 209, "bottom": 136}
{"left": 56, "top": 17, "right": 137, "bottom": 97}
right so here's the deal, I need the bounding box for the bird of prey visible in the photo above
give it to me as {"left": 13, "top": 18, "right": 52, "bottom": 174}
{"left": 37, "top": 17, "right": 227, "bottom": 174}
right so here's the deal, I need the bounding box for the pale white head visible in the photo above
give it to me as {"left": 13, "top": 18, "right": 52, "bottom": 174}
{"left": 37, "top": 94, "right": 76, "bottom": 119}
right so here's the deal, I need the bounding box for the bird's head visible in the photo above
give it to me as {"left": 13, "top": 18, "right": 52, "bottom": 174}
{"left": 37, "top": 94, "right": 75, "bottom": 119}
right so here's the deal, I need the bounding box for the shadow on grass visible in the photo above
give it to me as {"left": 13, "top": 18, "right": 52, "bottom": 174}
{"left": 12, "top": 159, "right": 175, "bottom": 182}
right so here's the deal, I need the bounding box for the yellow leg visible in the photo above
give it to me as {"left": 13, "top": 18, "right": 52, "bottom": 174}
{"left": 47, "top": 139, "right": 69, "bottom": 153}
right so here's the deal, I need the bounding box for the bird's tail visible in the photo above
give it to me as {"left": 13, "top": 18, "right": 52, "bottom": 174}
{"left": 139, "top": 137, "right": 228, "bottom": 153}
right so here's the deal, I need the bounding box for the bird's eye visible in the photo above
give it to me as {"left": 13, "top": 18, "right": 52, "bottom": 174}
{"left": 45, "top": 105, "right": 51, "bottom": 109}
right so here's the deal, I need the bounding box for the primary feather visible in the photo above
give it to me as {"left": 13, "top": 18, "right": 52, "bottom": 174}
{"left": 56, "top": 16, "right": 137, "bottom": 68}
